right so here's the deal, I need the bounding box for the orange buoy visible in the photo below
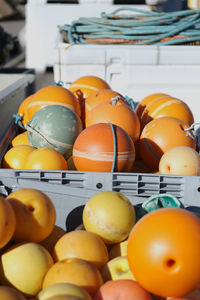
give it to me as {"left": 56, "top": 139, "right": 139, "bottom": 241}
{"left": 159, "top": 145, "right": 200, "bottom": 176}
{"left": 85, "top": 89, "right": 124, "bottom": 123}
{"left": 73, "top": 123, "right": 135, "bottom": 172}
{"left": 86, "top": 98, "right": 141, "bottom": 143}
{"left": 141, "top": 97, "right": 194, "bottom": 129}
{"left": 11, "top": 131, "right": 30, "bottom": 147}
{"left": 135, "top": 93, "right": 170, "bottom": 120}
{"left": 127, "top": 208, "right": 200, "bottom": 298}
{"left": 69, "top": 76, "right": 110, "bottom": 123}
{"left": 24, "top": 148, "right": 68, "bottom": 170}
{"left": 19, "top": 85, "right": 81, "bottom": 126}
{"left": 139, "top": 116, "right": 197, "bottom": 171}
{"left": 17, "top": 94, "right": 34, "bottom": 127}
{"left": 2, "top": 145, "right": 36, "bottom": 169}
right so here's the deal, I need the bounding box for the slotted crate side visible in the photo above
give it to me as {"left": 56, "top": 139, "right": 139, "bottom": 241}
{"left": 1, "top": 120, "right": 200, "bottom": 231}
{"left": 1, "top": 166, "right": 200, "bottom": 230}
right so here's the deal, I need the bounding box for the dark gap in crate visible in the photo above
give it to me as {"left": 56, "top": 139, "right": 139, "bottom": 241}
{"left": 186, "top": 206, "right": 200, "bottom": 218}
{"left": 65, "top": 205, "right": 84, "bottom": 232}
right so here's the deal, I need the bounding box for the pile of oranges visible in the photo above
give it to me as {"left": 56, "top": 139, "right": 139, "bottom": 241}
{"left": 0, "top": 187, "right": 200, "bottom": 300}
{"left": 1, "top": 74, "right": 200, "bottom": 176}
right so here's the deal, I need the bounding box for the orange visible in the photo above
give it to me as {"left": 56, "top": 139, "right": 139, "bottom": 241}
{"left": 6, "top": 188, "right": 56, "bottom": 243}
{"left": 135, "top": 93, "right": 170, "bottom": 120}
{"left": 69, "top": 75, "right": 110, "bottom": 123}
{"left": 42, "top": 257, "right": 104, "bottom": 297}
{"left": 44, "top": 296, "right": 84, "bottom": 300}
{"left": 93, "top": 279, "right": 153, "bottom": 300}
{"left": 85, "top": 89, "right": 124, "bottom": 123}
{"left": 127, "top": 208, "right": 200, "bottom": 298}
{"left": 0, "top": 242, "right": 54, "bottom": 297}
{"left": 2, "top": 144, "right": 36, "bottom": 169}
{"left": 86, "top": 100, "right": 141, "bottom": 143}
{"left": 0, "top": 195, "right": 16, "bottom": 248}
{"left": 24, "top": 148, "right": 68, "bottom": 170}
{"left": 82, "top": 191, "right": 136, "bottom": 244}
{"left": 37, "top": 283, "right": 92, "bottom": 300}
{"left": 20, "top": 85, "right": 81, "bottom": 126}
{"left": 11, "top": 131, "right": 30, "bottom": 147}
{"left": 139, "top": 116, "right": 197, "bottom": 171}
{"left": 53, "top": 230, "right": 109, "bottom": 269}
{"left": 73, "top": 123, "right": 135, "bottom": 172}
{"left": 140, "top": 97, "right": 194, "bottom": 129}
{"left": 40, "top": 225, "right": 66, "bottom": 256}
{"left": 0, "top": 285, "right": 26, "bottom": 300}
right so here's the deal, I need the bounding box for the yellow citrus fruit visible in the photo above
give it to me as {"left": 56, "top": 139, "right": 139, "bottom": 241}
{"left": 40, "top": 225, "right": 66, "bottom": 255}
{"left": 42, "top": 257, "right": 103, "bottom": 297}
{"left": 0, "top": 195, "right": 16, "bottom": 248}
{"left": 83, "top": 191, "right": 136, "bottom": 244}
{"left": 37, "top": 282, "right": 92, "bottom": 300}
{"left": 0, "top": 242, "right": 54, "bottom": 297}
{"left": 53, "top": 230, "right": 109, "bottom": 269}
{"left": 6, "top": 188, "right": 56, "bottom": 243}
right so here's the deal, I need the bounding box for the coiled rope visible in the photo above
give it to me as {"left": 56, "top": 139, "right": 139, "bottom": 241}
{"left": 59, "top": 7, "right": 200, "bottom": 45}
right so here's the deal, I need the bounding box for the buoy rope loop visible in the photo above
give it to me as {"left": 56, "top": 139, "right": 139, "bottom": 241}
{"left": 12, "top": 113, "right": 25, "bottom": 130}
{"left": 110, "top": 96, "right": 121, "bottom": 105}
{"left": 108, "top": 122, "right": 117, "bottom": 173}
{"left": 124, "top": 95, "right": 136, "bottom": 111}
{"left": 184, "top": 122, "right": 200, "bottom": 150}
{"left": 110, "top": 95, "right": 136, "bottom": 111}
{"left": 54, "top": 80, "right": 64, "bottom": 86}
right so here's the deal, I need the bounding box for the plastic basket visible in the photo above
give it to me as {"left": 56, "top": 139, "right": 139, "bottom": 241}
{"left": 1, "top": 121, "right": 200, "bottom": 230}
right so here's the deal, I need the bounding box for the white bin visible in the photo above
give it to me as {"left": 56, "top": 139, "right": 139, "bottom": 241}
{"left": 54, "top": 43, "right": 200, "bottom": 123}
{"left": 25, "top": 0, "right": 149, "bottom": 72}
{"left": 0, "top": 72, "right": 35, "bottom": 138}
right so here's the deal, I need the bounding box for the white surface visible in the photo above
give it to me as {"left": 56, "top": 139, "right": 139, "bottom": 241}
{"left": 188, "top": 0, "right": 200, "bottom": 9}
{"left": 54, "top": 44, "right": 200, "bottom": 123}
{"left": 0, "top": 74, "right": 34, "bottom": 103}
{"left": 25, "top": 1, "right": 149, "bottom": 71}
{"left": 0, "top": 74, "right": 25, "bottom": 91}
{"left": 0, "top": 73, "right": 35, "bottom": 138}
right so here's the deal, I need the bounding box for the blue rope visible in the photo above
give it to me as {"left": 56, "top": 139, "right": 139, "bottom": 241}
{"left": 124, "top": 95, "right": 136, "bottom": 111}
{"left": 13, "top": 113, "right": 25, "bottom": 130}
{"left": 184, "top": 122, "right": 200, "bottom": 151}
{"left": 110, "top": 95, "right": 136, "bottom": 111}
{"left": 108, "top": 122, "right": 117, "bottom": 172}
{"left": 54, "top": 80, "right": 64, "bottom": 86}
{"left": 59, "top": 7, "right": 200, "bottom": 45}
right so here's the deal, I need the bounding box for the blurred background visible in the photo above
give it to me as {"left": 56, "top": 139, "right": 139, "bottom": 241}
{"left": 0, "top": 0, "right": 196, "bottom": 91}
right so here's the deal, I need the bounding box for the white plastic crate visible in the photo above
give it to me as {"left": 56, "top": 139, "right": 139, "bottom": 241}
{"left": 54, "top": 43, "right": 200, "bottom": 122}
{"left": 25, "top": 0, "right": 149, "bottom": 72}
{"left": 0, "top": 71, "right": 35, "bottom": 139}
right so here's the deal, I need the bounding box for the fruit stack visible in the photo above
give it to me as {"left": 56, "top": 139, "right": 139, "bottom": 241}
{"left": 1, "top": 75, "right": 200, "bottom": 176}
{"left": 0, "top": 186, "right": 200, "bottom": 300}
